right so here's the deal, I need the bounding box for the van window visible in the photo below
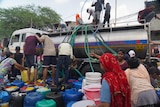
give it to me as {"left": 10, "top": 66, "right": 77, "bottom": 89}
{"left": 12, "top": 34, "right": 20, "bottom": 43}
{"left": 21, "top": 33, "right": 26, "bottom": 42}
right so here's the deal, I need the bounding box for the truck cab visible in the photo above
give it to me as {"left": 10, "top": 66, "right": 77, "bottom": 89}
{"left": 8, "top": 28, "right": 48, "bottom": 53}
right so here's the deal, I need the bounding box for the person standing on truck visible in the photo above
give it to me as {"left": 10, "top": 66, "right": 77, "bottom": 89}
{"left": 91, "top": 0, "right": 104, "bottom": 25}
{"left": 103, "top": 2, "right": 111, "bottom": 27}
{"left": 138, "top": 5, "right": 160, "bottom": 23}
{"left": 87, "top": 8, "right": 96, "bottom": 24}
{"left": 35, "top": 34, "right": 57, "bottom": 86}
{"left": 24, "top": 33, "right": 41, "bottom": 84}
{"left": 55, "top": 42, "right": 73, "bottom": 86}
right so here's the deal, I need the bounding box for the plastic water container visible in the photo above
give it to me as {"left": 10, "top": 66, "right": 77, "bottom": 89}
{"left": 85, "top": 72, "right": 101, "bottom": 85}
{"left": 46, "top": 92, "right": 65, "bottom": 107}
{"left": 24, "top": 92, "right": 44, "bottom": 107}
{"left": 0, "top": 91, "right": 10, "bottom": 103}
{"left": 36, "top": 99, "right": 56, "bottom": 107}
{"left": 11, "top": 80, "right": 24, "bottom": 88}
{"left": 73, "top": 81, "right": 82, "bottom": 90}
{"left": 83, "top": 84, "right": 101, "bottom": 105}
{"left": 66, "top": 101, "right": 76, "bottom": 107}
{"left": 21, "top": 67, "right": 34, "bottom": 82}
{"left": 72, "top": 100, "right": 95, "bottom": 107}
{"left": 36, "top": 87, "right": 51, "bottom": 97}
{"left": 85, "top": 72, "right": 101, "bottom": 78}
{"left": 0, "top": 102, "right": 9, "bottom": 107}
{"left": 4, "top": 86, "right": 19, "bottom": 93}
{"left": 85, "top": 77, "right": 101, "bottom": 85}
{"left": 68, "top": 79, "right": 78, "bottom": 86}
{"left": 20, "top": 86, "right": 35, "bottom": 93}
{"left": 9, "top": 92, "right": 26, "bottom": 107}
{"left": 63, "top": 88, "right": 84, "bottom": 105}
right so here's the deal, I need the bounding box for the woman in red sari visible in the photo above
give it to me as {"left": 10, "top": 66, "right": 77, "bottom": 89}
{"left": 87, "top": 53, "right": 131, "bottom": 107}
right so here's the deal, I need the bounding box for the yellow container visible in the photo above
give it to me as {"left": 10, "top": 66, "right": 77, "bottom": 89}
{"left": 0, "top": 102, "right": 9, "bottom": 107}
{"left": 21, "top": 67, "right": 34, "bottom": 82}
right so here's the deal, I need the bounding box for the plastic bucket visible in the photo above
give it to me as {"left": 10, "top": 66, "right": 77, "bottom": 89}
{"left": 85, "top": 72, "right": 101, "bottom": 85}
{"left": 85, "top": 77, "right": 101, "bottom": 85}
{"left": 83, "top": 84, "right": 101, "bottom": 105}
{"left": 71, "top": 100, "right": 95, "bottom": 107}
{"left": 85, "top": 72, "right": 101, "bottom": 78}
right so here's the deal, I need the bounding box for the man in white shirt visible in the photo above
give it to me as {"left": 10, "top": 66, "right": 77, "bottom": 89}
{"left": 55, "top": 42, "right": 73, "bottom": 85}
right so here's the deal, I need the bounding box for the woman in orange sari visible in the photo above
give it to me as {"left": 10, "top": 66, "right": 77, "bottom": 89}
{"left": 88, "top": 53, "right": 131, "bottom": 107}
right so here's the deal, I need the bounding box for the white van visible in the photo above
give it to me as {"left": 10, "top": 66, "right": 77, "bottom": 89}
{"left": 8, "top": 28, "right": 48, "bottom": 53}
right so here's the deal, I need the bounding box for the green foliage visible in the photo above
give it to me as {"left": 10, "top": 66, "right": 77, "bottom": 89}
{"left": 0, "top": 5, "right": 62, "bottom": 38}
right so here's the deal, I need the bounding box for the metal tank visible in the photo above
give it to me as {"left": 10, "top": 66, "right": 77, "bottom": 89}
{"left": 49, "top": 24, "right": 148, "bottom": 59}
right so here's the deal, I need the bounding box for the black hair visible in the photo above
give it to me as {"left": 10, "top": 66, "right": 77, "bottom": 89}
{"left": 36, "top": 33, "right": 41, "bottom": 37}
{"left": 15, "top": 46, "right": 20, "bottom": 51}
{"left": 5, "top": 51, "right": 13, "bottom": 58}
{"left": 148, "top": 66, "right": 159, "bottom": 75}
{"left": 117, "top": 48, "right": 125, "bottom": 54}
{"left": 127, "top": 57, "right": 140, "bottom": 69}
{"left": 149, "top": 60, "right": 158, "bottom": 68}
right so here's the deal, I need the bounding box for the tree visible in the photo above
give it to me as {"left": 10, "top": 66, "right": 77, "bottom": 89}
{"left": 0, "top": 5, "right": 61, "bottom": 38}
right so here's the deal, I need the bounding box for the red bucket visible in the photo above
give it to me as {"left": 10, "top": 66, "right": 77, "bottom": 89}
{"left": 83, "top": 84, "right": 101, "bottom": 105}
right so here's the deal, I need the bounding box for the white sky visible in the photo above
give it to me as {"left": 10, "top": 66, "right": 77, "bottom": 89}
{"left": 0, "top": 0, "right": 146, "bottom": 25}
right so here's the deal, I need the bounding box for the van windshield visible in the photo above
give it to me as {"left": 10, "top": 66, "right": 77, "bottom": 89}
{"left": 12, "top": 34, "right": 20, "bottom": 43}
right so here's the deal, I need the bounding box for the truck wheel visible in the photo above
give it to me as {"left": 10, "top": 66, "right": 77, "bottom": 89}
{"left": 80, "top": 64, "right": 104, "bottom": 76}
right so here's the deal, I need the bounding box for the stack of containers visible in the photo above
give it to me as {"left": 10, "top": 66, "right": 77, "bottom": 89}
{"left": 85, "top": 72, "right": 102, "bottom": 85}
{"left": 82, "top": 72, "right": 102, "bottom": 105}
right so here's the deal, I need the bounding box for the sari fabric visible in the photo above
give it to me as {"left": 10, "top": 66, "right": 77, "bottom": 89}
{"left": 100, "top": 53, "right": 131, "bottom": 107}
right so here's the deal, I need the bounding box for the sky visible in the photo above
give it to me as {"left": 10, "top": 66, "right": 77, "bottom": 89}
{"left": 0, "top": 0, "right": 146, "bottom": 25}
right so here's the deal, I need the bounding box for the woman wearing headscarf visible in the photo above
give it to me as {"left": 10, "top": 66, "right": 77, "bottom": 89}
{"left": 125, "top": 57, "right": 160, "bottom": 107}
{"left": 87, "top": 53, "right": 131, "bottom": 107}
